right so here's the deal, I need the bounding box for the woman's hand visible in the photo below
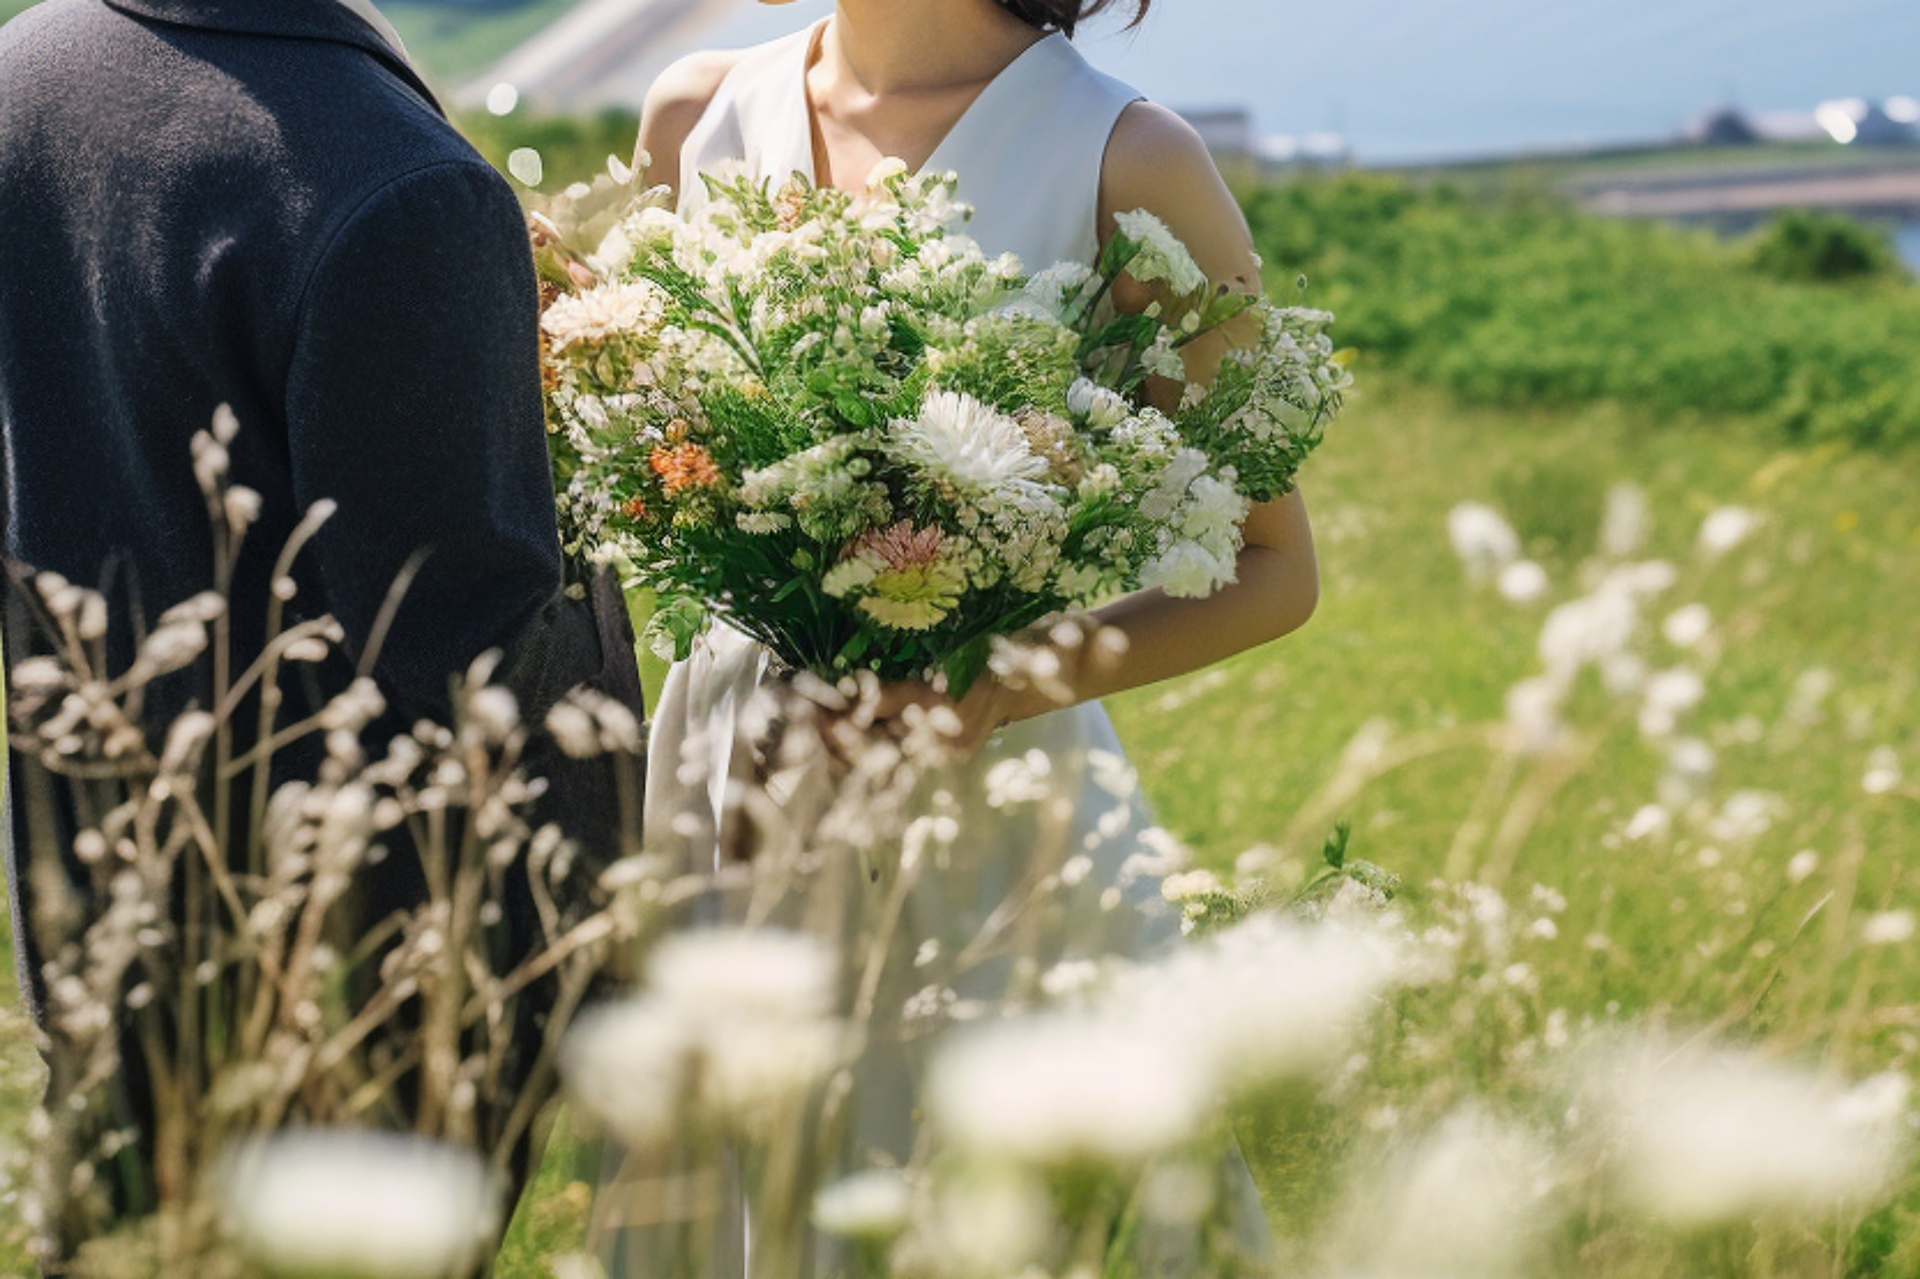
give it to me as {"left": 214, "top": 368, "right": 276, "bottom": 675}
{"left": 870, "top": 674, "right": 1021, "bottom": 758}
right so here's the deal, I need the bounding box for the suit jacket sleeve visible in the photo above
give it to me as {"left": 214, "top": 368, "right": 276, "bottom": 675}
{"left": 284, "top": 158, "right": 616, "bottom": 723}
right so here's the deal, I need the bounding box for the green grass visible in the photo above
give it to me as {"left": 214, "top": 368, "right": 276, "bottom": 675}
{"left": 4, "top": 376, "right": 1917, "bottom": 1273}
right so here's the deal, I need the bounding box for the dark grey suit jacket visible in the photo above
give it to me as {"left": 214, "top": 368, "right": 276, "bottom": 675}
{"left": 0, "top": 0, "right": 643, "bottom": 1216}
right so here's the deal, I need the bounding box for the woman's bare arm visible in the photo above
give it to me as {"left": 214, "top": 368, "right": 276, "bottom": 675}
{"left": 909, "top": 103, "right": 1320, "bottom": 743}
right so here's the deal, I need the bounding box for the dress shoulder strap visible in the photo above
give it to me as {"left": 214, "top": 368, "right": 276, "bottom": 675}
{"left": 677, "top": 24, "right": 817, "bottom": 214}
{"left": 926, "top": 34, "right": 1143, "bottom": 270}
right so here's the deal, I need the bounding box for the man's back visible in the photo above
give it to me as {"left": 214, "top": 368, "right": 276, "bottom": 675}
{"left": 0, "top": 0, "right": 564, "bottom": 714}
{"left": 0, "top": 6, "right": 642, "bottom": 1249}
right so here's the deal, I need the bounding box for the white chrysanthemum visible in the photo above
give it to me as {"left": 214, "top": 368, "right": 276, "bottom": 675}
{"left": 1140, "top": 540, "right": 1233, "bottom": 599}
{"left": 926, "top": 1015, "right": 1211, "bottom": 1165}
{"left": 813, "top": 1170, "right": 913, "bottom": 1240}
{"left": 1595, "top": 1041, "right": 1907, "bottom": 1223}
{"left": 1067, "top": 377, "right": 1131, "bottom": 430}
{"left": 1019, "top": 260, "right": 1096, "bottom": 320}
{"left": 222, "top": 1132, "right": 501, "bottom": 1279}
{"left": 893, "top": 390, "right": 1049, "bottom": 498}
{"left": 540, "top": 281, "right": 665, "bottom": 350}
{"left": 1114, "top": 208, "right": 1209, "bottom": 295}
{"left": 1141, "top": 331, "right": 1188, "bottom": 381}
{"left": 1447, "top": 502, "right": 1521, "bottom": 581}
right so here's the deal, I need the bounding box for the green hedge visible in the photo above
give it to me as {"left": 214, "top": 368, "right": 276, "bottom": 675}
{"left": 1242, "top": 174, "right": 1920, "bottom": 447}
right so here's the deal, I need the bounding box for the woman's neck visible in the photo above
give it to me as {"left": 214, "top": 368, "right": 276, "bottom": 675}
{"left": 823, "top": 0, "right": 1043, "bottom": 95}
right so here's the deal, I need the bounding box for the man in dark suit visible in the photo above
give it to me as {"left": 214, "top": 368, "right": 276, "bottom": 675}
{"left": 0, "top": 0, "right": 643, "bottom": 1258}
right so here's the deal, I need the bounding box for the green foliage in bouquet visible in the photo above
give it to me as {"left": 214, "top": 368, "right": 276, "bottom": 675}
{"left": 535, "top": 164, "right": 1348, "bottom": 695}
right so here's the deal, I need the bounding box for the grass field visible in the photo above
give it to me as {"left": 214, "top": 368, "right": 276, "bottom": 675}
{"left": 488, "top": 373, "right": 1920, "bottom": 1275}
{"left": 3, "top": 369, "right": 1918, "bottom": 1272}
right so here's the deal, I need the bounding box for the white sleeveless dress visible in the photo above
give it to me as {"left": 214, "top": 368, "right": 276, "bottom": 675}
{"left": 648, "top": 20, "right": 1181, "bottom": 984}
{"left": 616, "top": 23, "right": 1272, "bottom": 1273}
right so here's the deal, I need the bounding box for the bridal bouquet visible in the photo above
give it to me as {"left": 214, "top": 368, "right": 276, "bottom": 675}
{"left": 537, "top": 161, "right": 1348, "bottom": 691}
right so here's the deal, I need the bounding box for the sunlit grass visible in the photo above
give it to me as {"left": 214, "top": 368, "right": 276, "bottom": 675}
{"left": 3, "top": 376, "right": 1916, "bottom": 1273}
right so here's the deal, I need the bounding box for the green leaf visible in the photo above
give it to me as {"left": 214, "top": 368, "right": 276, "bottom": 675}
{"left": 1322, "top": 819, "right": 1351, "bottom": 871}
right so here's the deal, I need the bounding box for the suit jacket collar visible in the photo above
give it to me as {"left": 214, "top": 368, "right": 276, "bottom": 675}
{"left": 103, "top": 0, "right": 443, "bottom": 115}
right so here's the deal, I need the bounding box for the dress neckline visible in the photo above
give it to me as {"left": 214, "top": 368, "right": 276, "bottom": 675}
{"left": 785, "top": 18, "right": 1068, "bottom": 190}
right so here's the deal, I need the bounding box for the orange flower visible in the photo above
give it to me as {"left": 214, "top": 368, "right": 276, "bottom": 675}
{"left": 622, "top": 495, "right": 651, "bottom": 520}
{"left": 648, "top": 442, "right": 721, "bottom": 496}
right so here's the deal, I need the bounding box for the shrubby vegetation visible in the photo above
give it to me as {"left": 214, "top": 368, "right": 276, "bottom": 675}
{"left": 1241, "top": 174, "right": 1920, "bottom": 447}
{"left": 457, "top": 109, "right": 643, "bottom": 195}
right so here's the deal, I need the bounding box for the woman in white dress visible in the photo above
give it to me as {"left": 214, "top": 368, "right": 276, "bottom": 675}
{"left": 619, "top": 0, "right": 1321, "bottom": 1267}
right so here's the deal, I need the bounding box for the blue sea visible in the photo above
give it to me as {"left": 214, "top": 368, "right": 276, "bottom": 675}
{"left": 695, "top": 0, "right": 1920, "bottom": 165}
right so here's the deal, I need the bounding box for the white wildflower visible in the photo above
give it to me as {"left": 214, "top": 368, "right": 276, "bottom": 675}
{"left": 222, "top": 1132, "right": 501, "bottom": 1279}
{"left": 1622, "top": 804, "right": 1671, "bottom": 842}
{"left": 1697, "top": 506, "right": 1758, "bottom": 558}
{"left": 649, "top": 928, "right": 837, "bottom": 1021}
{"left": 1638, "top": 667, "right": 1706, "bottom": 738}
{"left": 1447, "top": 502, "right": 1521, "bottom": 581}
{"left": 1863, "top": 911, "right": 1917, "bottom": 945}
{"left": 1863, "top": 746, "right": 1902, "bottom": 796}
{"left": 983, "top": 750, "right": 1055, "bottom": 808}
{"left": 1662, "top": 603, "right": 1712, "bottom": 649}
{"left": 1497, "top": 559, "right": 1550, "bottom": 603}
{"left": 1659, "top": 736, "right": 1717, "bottom": 806}
{"left": 561, "top": 997, "right": 691, "bottom": 1146}
{"left": 1354, "top": 1109, "right": 1548, "bottom": 1277}
{"left": 1600, "top": 483, "right": 1651, "bottom": 558}
{"left": 1708, "top": 790, "right": 1781, "bottom": 844}
{"left": 1108, "top": 914, "right": 1404, "bottom": 1089}
{"left": 813, "top": 1170, "right": 912, "bottom": 1240}
{"left": 926, "top": 1015, "right": 1210, "bottom": 1165}
{"left": 1786, "top": 849, "right": 1820, "bottom": 884}
{"left": 1596, "top": 1040, "right": 1905, "bottom": 1223}
{"left": 540, "top": 281, "right": 665, "bottom": 350}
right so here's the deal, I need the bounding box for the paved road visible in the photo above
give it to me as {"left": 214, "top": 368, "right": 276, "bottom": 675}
{"left": 1581, "top": 167, "right": 1920, "bottom": 222}
{"left": 461, "top": 0, "right": 742, "bottom": 111}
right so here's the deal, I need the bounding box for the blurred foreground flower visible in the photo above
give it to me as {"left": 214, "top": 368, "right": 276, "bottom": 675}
{"left": 1590, "top": 1040, "right": 1909, "bottom": 1225}
{"left": 564, "top": 928, "right": 853, "bottom": 1142}
{"left": 927, "top": 1015, "right": 1210, "bottom": 1166}
{"left": 221, "top": 1131, "right": 501, "bottom": 1279}
{"left": 1110, "top": 912, "right": 1410, "bottom": 1090}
